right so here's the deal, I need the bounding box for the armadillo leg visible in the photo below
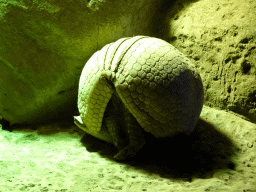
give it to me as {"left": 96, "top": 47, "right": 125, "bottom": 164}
{"left": 103, "top": 93, "right": 127, "bottom": 150}
{"left": 104, "top": 117, "right": 126, "bottom": 150}
{"left": 114, "top": 108, "right": 146, "bottom": 160}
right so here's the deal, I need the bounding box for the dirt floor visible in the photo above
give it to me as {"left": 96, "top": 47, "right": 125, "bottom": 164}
{"left": 0, "top": 105, "right": 256, "bottom": 192}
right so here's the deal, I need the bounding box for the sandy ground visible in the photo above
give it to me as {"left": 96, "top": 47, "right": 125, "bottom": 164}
{"left": 0, "top": 105, "right": 256, "bottom": 192}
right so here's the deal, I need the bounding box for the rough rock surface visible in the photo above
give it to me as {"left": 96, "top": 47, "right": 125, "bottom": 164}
{"left": 164, "top": 0, "right": 256, "bottom": 122}
{"left": 0, "top": 0, "right": 164, "bottom": 125}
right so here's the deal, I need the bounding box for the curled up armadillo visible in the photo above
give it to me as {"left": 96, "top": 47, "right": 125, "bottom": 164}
{"left": 74, "top": 36, "right": 204, "bottom": 160}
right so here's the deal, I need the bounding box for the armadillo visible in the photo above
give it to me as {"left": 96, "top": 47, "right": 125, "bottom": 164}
{"left": 74, "top": 36, "right": 204, "bottom": 160}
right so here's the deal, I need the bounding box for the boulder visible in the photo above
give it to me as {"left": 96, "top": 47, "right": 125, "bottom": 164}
{"left": 0, "top": 0, "right": 165, "bottom": 125}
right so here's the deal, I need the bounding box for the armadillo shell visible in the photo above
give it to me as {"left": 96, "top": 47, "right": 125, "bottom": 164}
{"left": 77, "top": 36, "right": 204, "bottom": 139}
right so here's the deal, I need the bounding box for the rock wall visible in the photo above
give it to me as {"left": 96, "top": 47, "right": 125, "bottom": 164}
{"left": 2, "top": 0, "right": 254, "bottom": 125}
{"left": 164, "top": 0, "right": 256, "bottom": 122}
{"left": 0, "top": 0, "right": 165, "bottom": 125}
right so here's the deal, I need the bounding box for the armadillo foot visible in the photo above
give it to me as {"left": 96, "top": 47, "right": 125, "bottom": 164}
{"left": 113, "top": 144, "right": 142, "bottom": 160}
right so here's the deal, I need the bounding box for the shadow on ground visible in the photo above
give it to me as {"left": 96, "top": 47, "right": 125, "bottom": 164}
{"left": 4, "top": 116, "right": 237, "bottom": 180}
{"left": 81, "top": 118, "right": 237, "bottom": 179}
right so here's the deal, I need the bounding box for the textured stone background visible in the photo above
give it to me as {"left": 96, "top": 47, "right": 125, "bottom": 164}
{"left": 164, "top": 0, "right": 256, "bottom": 122}
{"left": 1, "top": 0, "right": 255, "bottom": 125}
{"left": 2, "top": 0, "right": 255, "bottom": 125}
{"left": 0, "top": 0, "right": 165, "bottom": 124}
